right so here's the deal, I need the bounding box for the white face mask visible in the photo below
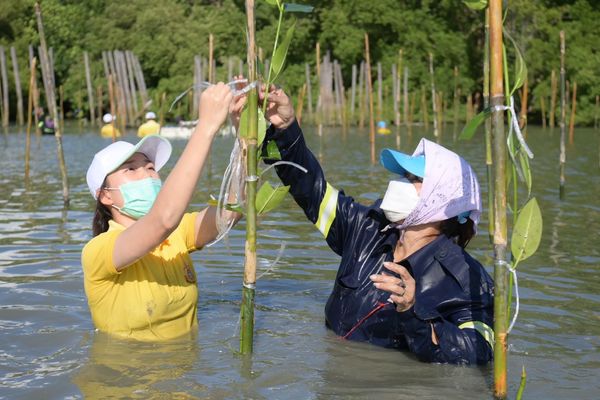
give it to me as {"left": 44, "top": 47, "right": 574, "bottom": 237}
{"left": 380, "top": 177, "right": 420, "bottom": 223}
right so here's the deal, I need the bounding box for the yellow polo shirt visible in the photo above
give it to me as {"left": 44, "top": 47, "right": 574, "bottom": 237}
{"left": 82, "top": 213, "right": 199, "bottom": 341}
{"left": 137, "top": 120, "right": 161, "bottom": 137}
{"left": 100, "top": 124, "right": 121, "bottom": 139}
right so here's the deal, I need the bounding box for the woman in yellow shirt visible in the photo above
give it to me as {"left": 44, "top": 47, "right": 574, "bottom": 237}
{"left": 82, "top": 83, "right": 242, "bottom": 341}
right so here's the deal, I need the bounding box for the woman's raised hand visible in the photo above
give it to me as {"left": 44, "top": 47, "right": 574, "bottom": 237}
{"left": 198, "top": 82, "right": 233, "bottom": 135}
{"left": 258, "top": 84, "right": 295, "bottom": 130}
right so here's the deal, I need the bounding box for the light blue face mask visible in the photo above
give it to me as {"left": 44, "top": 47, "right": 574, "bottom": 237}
{"left": 106, "top": 178, "right": 162, "bottom": 220}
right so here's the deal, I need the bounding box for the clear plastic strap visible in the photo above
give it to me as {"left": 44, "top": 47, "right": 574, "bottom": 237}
{"left": 492, "top": 97, "right": 534, "bottom": 159}
{"left": 169, "top": 79, "right": 257, "bottom": 112}
{"left": 498, "top": 259, "right": 520, "bottom": 334}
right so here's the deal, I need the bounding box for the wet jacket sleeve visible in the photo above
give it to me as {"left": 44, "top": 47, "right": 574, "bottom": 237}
{"left": 397, "top": 309, "right": 494, "bottom": 365}
{"left": 262, "top": 120, "right": 363, "bottom": 255}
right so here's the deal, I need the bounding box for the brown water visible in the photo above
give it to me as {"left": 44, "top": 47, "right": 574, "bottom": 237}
{"left": 0, "top": 123, "right": 599, "bottom": 399}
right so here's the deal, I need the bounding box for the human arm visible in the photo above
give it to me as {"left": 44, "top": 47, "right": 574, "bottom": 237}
{"left": 112, "top": 84, "right": 233, "bottom": 270}
{"left": 259, "top": 86, "right": 366, "bottom": 255}
{"left": 370, "top": 262, "right": 493, "bottom": 364}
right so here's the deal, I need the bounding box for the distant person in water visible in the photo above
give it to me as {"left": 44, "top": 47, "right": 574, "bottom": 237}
{"left": 100, "top": 113, "right": 121, "bottom": 139}
{"left": 377, "top": 120, "right": 391, "bottom": 135}
{"left": 81, "top": 83, "right": 245, "bottom": 340}
{"left": 137, "top": 111, "right": 161, "bottom": 137}
{"left": 38, "top": 114, "right": 55, "bottom": 135}
{"left": 255, "top": 84, "right": 494, "bottom": 365}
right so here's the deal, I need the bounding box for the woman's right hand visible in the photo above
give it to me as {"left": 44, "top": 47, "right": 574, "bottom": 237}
{"left": 198, "top": 82, "right": 233, "bottom": 135}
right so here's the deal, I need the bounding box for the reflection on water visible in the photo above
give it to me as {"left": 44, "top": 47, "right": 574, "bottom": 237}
{"left": 0, "top": 124, "right": 599, "bottom": 399}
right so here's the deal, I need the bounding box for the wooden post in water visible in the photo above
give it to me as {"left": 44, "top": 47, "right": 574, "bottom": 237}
{"left": 358, "top": 61, "right": 365, "bottom": 128}
{"left": 350, "top": 63, "right": 356, "bottom": 123}
{"left": 35, "top": 2, "right": 69, "bottom": 205}
{"left": 316, "top": 42, "right": 322, "bottom": 135}
{"left": 568, "top": 81, "right": 577, "bottom": 145}
{"left": 364, "top": 33, "right": 376, "bottom": 164}
{"left": 550, "top": 69, "right": 557, "bottom": 129}
{"left": 396, "top": 49, "right": 403, "bottom": 128}
{"left": 489, "top": 1, "right": 508, "bottom": 397}
{"left": 540, "top": 95, "right": 547, "bottom": 129}
{"left": 376, "top": 61, "right": 382, "bottom": 122}
{"left": 305, "top": 63, "right": 313, "bottom": 121}
{"left": 25, "top": 57, "right": 37, "bottom": 180}
{"left": 403, "top": 67, "right": 409, "bottom": 127}
{"left": 452, "top": 66, "right": 460, "bottom": 141}
{"left": 392, "top": 63, "right": 400, "bottom": 147}
{"left": 28, "top": 46, "right": 41, "bottom": 136}
{"left": 429, "top": 53, "right": 438, "bottom": 137}
{"left": 83, "top": 51, "right": 96, "bottom": 125}
{"left": 519, "top": 77, "right": 528, "bottom": 132}
{"left": 0, "top": 46, "right": 9, "bottom": 129}
{"left": 421, "top": 88, "right": 428, "bottom": 128}
{"left": 59, "top": 85, "right": 64, "bottom": 126}
{"left": 208, "top": 34, "right": 214, "bottom": 83}
{"left": 240, "top": 0, "right": 258, "bottom": 355}
{"left": 10, "top": 47, "right": 24, "bottom": 126}
{"left": 559, "top": 31, "right": 566, "bottom": 199}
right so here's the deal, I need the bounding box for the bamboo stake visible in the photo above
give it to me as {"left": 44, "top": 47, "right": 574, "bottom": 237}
{"left": 559, "top": 31, "right": 566, "bottom": 199}
{"left": 10, "top": 47, "right": 24, "bottom": 126}
{"left": 208, "top": 34, "right": 214, "bottom": 83}
{"left": 125, "top": 51, "right": 139, "bottom": 121}
{"left": 436, "top": 91, "right": 443, "bottom": 142}
{"left": 421, "top": 88, "right": 428, "bottom": 128}
{"left": 29, "top": 46, "right": 41, "bottom": 136}
{"left": 376, "top": 61, "right": 382, "bottom": 122}
{"left": 305, "top": 63, "right": 313, "bottom": 119}
{"left": 408, "top": 91, "right": 415, "bottom": 135}
{"left": 316, "top": 42, "right": 322, "bottom": 135}
{"left": 96, "top": 84, "right": 103, "bottom": 124}
{"left": 83, "top": 51, "right": 96, "bottom": 125}
{"left": 358, "top": 61, "right": 365, "bottom": 128}
{"left": 35, "top": 2, "right": 69, "bottom": 205}
{"left": 364, "top": 33, "right": 375, "bottom": 164}
{"left": 59, "top": 85, "right": 64, "bottom": 125}
{"left": 452, "top": 66, "right": 460, "bottom": 141}
{"left": 540, "top": 95, "right": 547, "bottom": 129}
{"left": 403, "top": 67, "right": 409, "bottom": 126}
{"left": 568, "top": 81, "right": 577, "bottom": 144}
{"left": 484, "top": 8, "right": 494, "bottom": 244}
{"left": 240, "top": 0, "right": 258, "bottom": 355}
{"left": 396, "top": 49, "right": 403, "bottom": 127}
{"left": 550, "top": 69, "right": 557, "bottom": 128}
{"left": 490, "top": 1, "right": 508, "bottom": 397}
{"left": 429, "top": 53, "right": 438, "bottom": 137}
{"left": 350, "top": 63, "right": 356, "bottom": 122}
{"left": 392, "top": 64, "right": 398, "bottom": 126}
{"left": 25, "top": 57, "right": 37, "bottom": 180}
{"left": 0, "top": 46, "right": 9, "bottom": 128}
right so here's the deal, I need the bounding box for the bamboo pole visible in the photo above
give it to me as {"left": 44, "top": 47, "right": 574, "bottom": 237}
{"left": 305, "top": 63, "right": 313, "bottom": 119}
{"left": 35, "top": 2, "right": 69, "bottom": 206}
{"left": 452, "top": 66, "right": 460, "bottom": 141}
{"left": 568, "top": 81, "right": 577, "bottom": 145}
{"left": 519, "top": 77, "right": 529, "bottom": 133}
{"left": 316, "top": 42, "right": 322, "bottom": 135}
{"left": 96, "top": 84, "right": 103, "bottom": 124}
{"left": 83, "top": 51, "right": 96, "bottom": 125}
{"left": 396, "top": 49, "right": 403, "bottom": 127}
{"left": 484, "top": 8, "right": 494, "bottom": 244}
{"left": 0, "top": 46, "right": 9, "bottom": 128}
{"left": 29, "top": 46, "right": 41, "bottom": 136}
{"left": 59, "top": 85, "right": 64, "bottom": 125}
{"left": 421, "top": 88, "right": 428, "bottom": 128}
{"left": 350, "top": 63, "right": 356, "bottom": 122}
{"left": 25, "top": 57, "right": 37, "bottom": 180}
{"left": 392, "top": 63, "right": 400, "bottom": 147}
{"left": 125, "top": 51, "right": 139, "bottom": 121}
{"left": 436, "top": 91, "right": 443, "bottom": 142}
{"left": 550, "top": 69, "right": 557, "bottom": 128}
{"left": 240, "top": 0, "right": 258, "bottom": 355}
{"left": 358, "top": 61, "right": 365, "bottom": 128}
{"left": 466, "top": 93, "right": 473, "bottom": 121}
{"left": 376, "top": 61, "right": 382, "bottom": 122}
{"left": 364, "top": 33, "right": 375, "bottom": 164}
{"left": 208, "top": 34, "right": 214, "bottom": 83}
{"left": 540, "top": 95, "right": 547, "bottom": 129}
{"left": 490, "top": 1, "right": 508, "bottom": 397}
{"left": 10, "top": 47, "right": 24, "bottom": 126}
{"left": 403, "top": 67, "right": 409, "bottom": 126}
{"left": 559, "top": 31, "right": 566, "bottom": 199}
{"left": 408, "top": 91, "right": 415, "bottom": 135}
{"left": 429, "top": 53, "right": 438, "bottom": 137}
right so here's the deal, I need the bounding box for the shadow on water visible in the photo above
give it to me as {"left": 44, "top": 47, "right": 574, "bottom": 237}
{"left": 0, "top": 122, "right": 599, "bottom": 398}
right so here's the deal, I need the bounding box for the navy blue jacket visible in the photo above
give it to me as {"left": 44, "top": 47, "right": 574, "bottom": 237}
{"left": 262, "top": 121, "right": 494, "bottom": 365}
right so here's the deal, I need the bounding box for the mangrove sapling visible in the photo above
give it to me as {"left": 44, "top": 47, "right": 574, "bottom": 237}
{"left": 460, "top": 1, "right": 543, "bottom": 398}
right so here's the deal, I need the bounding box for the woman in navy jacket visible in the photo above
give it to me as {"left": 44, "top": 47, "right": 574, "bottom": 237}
{"left": 259, "top": 86, "right": 494, "bottom": 365}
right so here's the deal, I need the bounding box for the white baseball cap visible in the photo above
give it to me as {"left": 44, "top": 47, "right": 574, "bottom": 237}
{"left": 102, "top": 113, "right": 115, "bottom": 124}
{"left": 86, "top": 135, "right": 172, "bottom": 199}
{"left": 145, "top": 111, "right": 157, "bottom": 120}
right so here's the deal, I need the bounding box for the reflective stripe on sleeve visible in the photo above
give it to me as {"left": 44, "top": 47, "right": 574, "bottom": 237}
{"left": 315, "top": 183, "right": 338, "bottom": 237}
{"left": 458, "top": 321, "right": 495, "bottom": 349}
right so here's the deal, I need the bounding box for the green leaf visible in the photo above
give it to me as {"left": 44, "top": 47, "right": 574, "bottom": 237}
{"left": 256, "top": 181, "right": 290, "bottom": 215}
{"left": 284, "top": 3, "right": 314, "bottom": 13}
{"left": 239, "top": 106, "right": 267, "bottom": 146}
{"left": 459, "top": 108, "right": 491, "bottom": 140}
{"left": 462, "top": 0, "right": 487, "bottom": 10}
{"left": 265, "top": 0, "right": 279, "bottom": 6}
{"left": 504, "top": 30, "right": 528, "bottom": 97}
{"left": 511, "top": 197, "right": 542, "bottom": 265}
{"left": 270, "top": 19, "right": 296, "bottom": 83}
{"left": 518, "top": 149, "right": 532, "bottom": 197}
{"left": 265, "top": 140, "right": 282, "bottom": 160}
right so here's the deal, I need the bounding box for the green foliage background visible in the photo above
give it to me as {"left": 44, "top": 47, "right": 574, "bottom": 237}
{"left": 0, "top": 0, "right": 598, "bottom": 124}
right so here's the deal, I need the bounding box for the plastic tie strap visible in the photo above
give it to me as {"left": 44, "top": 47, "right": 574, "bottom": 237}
{"left": 169, "top": 79, "right": 258, "bottom": 112}
{"left": 497, "top": 259, "right": 520, "bottom": 334}
{"left": 490, "top": 96, "right": 534, "bottom": 160}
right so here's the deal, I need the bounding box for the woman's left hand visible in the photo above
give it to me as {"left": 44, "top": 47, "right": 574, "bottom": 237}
{"left": 370, "top": 262, "right": 416, "bottom": 313}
